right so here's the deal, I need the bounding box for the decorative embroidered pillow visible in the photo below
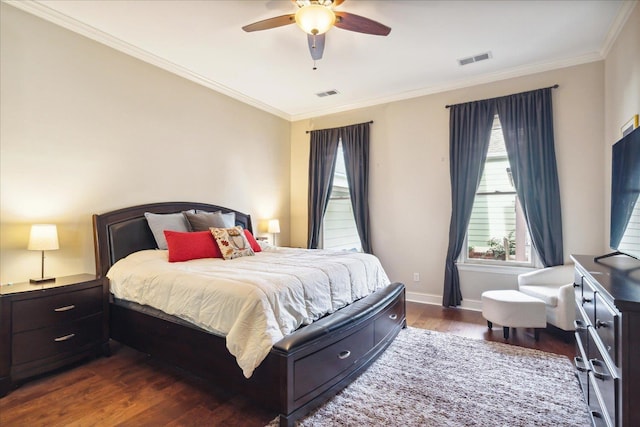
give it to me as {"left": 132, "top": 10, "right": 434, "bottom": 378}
{"left": 210, "top": 226, "right": 255, "bottom": 260}
{"left": 163, "top": 230, "right": 222, "bottom": 262}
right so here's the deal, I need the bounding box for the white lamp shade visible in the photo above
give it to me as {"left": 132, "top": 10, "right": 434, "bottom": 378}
{"left": 295, "top": 4, "right": 335, "bottom": 35}
{"left": 28, "top": 224, "right": 59, "bottom": 251}
{"left": 268, "top": 219, "right": 281, "bottom": 234}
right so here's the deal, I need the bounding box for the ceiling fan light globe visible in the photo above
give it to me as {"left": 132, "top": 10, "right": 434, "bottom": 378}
{"left": 295, "top": 4, "right": 335, "bottom": 35}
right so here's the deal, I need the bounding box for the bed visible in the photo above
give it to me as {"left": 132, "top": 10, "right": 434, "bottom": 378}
{"left": 93, "top": 201, "right": 406, "bottom": 426}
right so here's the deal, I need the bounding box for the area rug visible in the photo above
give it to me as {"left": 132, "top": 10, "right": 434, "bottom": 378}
{"left": 266, "top": 327, "right": 590, "bottom": 427}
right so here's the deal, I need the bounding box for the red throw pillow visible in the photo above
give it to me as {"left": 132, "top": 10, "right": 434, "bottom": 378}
{"left": 164, "top": 230, "right": 222, "bottom": 262}
{"left": 244, "top": 229, "right": 262, "bottom": 253}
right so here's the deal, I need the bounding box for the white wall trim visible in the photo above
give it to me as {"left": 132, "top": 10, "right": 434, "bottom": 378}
{"left": 406, "top": 291, "right": 482, "bottom": 312}
{"left": 457, "top": 263, "right": 536, "bottom": 276}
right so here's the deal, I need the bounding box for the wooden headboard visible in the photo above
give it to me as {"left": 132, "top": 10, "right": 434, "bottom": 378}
{"left": 93, "top": 202, "right": 253, "bottom": 278}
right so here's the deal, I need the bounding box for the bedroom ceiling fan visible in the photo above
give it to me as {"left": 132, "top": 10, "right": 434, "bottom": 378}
{"left": 242, "top": 0, "right": 391, "bottom": 69}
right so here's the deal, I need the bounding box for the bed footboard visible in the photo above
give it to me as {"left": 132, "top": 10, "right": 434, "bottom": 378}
{"left": 109, "top": 282, "right": 405, "bottom": 426}
{"left": 270, "top": 282, "right": 406, "bottom": 426}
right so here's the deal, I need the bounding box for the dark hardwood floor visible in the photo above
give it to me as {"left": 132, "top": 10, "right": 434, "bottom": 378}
{"left": 0, "top": 302, "right": 575, "bottom": 426}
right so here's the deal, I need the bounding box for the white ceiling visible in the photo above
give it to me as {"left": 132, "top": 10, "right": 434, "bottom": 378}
{"left": 7, "top": 0, "right": 634, "bottom": 121}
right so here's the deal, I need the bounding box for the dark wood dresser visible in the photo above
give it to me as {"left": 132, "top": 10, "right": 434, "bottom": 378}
{"left": 572, "top": 255, "right": 640, "bottom": 427}
{"left": 0, "top": 274, "right": 109, "bottom": 396}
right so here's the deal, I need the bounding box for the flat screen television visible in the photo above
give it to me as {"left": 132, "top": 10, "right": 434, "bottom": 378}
{"left": 607, "top": 125, "right": 640, "bottom": 260}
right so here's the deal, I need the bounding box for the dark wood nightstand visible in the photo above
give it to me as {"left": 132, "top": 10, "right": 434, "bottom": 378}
{"left": 0, "top": 274, "right": 109, "bottom": 397}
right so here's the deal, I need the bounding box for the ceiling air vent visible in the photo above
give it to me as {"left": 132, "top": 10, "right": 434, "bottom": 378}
{"left": 458, "top": 51, "right": 492, "bottom": 66}
{"left": 316, "top": 89, "right": 339, "bottom": 98}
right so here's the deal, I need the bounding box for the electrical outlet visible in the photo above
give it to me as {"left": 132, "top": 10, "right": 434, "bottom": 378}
{"left": 413, "top": 273, "right": 420, "bottom": 282}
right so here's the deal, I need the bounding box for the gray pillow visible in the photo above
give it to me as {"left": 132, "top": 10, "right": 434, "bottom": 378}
{"left": 184, "top": 210, "right": 236, "bottom": 231}
{"left": 145, "top": 210, "right": 194, "bottom": 250}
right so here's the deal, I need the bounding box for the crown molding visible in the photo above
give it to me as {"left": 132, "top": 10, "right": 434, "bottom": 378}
{"left": 289, "top": 52, "right": 604, "bottom": 121}
{"left": 6, "top": 0, "right": 634, "bottom": 123}
{"left": 4, "top": 0, "right": 293, "bottom": 121}
{"left": 599, "top": 0, "right": 637, "bottom": 58}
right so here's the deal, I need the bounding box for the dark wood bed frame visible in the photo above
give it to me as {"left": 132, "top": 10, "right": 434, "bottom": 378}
{"left": 93, "top": 202, "right": 406, "bottom": 426}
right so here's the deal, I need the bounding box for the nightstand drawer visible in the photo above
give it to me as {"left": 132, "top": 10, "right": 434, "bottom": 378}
{"left": 12, "top": 285, "right": 103, "bottom": 333}
{"left": 12, "top": 313, "right": 103, "bottom": 365}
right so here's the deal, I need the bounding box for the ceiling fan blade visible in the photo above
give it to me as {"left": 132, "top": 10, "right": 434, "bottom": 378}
{"left": 307, "top": 33, "right": 325, "bottom": 60}
{"left": 334, "top": 11, "right": 391, "bottom": 36}
{"left": 242, "top": 14, "right": 296, "bottom": 32}
{"left": 332, "top": 0, "right": 346, "bottom": 6}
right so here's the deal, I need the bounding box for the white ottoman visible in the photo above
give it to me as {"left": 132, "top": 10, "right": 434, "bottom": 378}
{"left": 481, "top": 290, "right": 546, "bottom": 340}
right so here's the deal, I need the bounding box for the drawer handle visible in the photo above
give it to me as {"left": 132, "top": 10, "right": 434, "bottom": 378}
{"left": 582, "top": 296, "right": 592, "bottom": 304}
{"left": 572, "top": 282, "right": 579, "bottom": 288}
{"left": 595, "top": 319, "right": 608, "bottom": 329}
{"left": 338, "top": 350, "right": 351, "bottom": 360}
{"left": 589, "top": 359, "right": 609, "bottom": 380}
{"left": 574, "top": 356, "right": 589, "bottom": 372}
{"left": 54, "top": 333, "right": 75, "bottom": 342}
{"left": 573, "top": 320, "right": 587, "bottom": 331}
{"left": 389, "top": 313, "right": 398, "bottom": 320}
{"left": 54, "top": 305, "right": 76, "bottom": 312}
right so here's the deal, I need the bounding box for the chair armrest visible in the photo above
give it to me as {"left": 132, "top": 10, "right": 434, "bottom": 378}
{"left": 555, "top": 282, "right": 577, "bottom": 330}
{"left": 518, "top": 265, "right": 575, "bottom": 287}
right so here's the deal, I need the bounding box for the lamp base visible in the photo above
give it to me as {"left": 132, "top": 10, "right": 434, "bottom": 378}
{"left": 30, "top": 276, "right": 56, "bottom": 284}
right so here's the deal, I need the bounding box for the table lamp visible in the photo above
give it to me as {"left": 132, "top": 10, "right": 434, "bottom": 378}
{"left": 28, "top": 224, "right": 59, "bottom": 284}
{"left": 268, "top": 219, "right": 280, "bottom": 247}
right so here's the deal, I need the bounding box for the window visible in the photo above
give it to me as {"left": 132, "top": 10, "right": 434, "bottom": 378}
{"left": 464, "top": 115, "right": 533, "bottom": 266}
{"left": 322, "top": 142, "right": 362, "bottom": 251}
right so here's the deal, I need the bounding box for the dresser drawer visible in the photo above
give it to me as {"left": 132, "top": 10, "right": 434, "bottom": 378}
{"left": 374, "top": 297, "right": 404, "bottom": 345}
{"left": 593, "top": 293, "right": 619, "bottom": 367}
{"left": 581, "top": 278, "right": 597, "bottom": 326}
{"left": 12, "top": 286, "right": 103, "bottom": 333}
{"left": 293, "top": 322, "right": 374, "bottom": 401}
{"left": 587, "top": 327, "right": 619, "bottom": 426}
{"left": 574, "top": 331, "right": 590, "bottom": 396}
{"left": 573, "top": 271, "right": 584, "bottom": 305}
{"left": 588, "top": 372, "right": 614, "bottom": 427}
{"left": 575, "top": 301, "right": 590, "bottom": 346}
{"left": 12, "top": 313, "right": 103, "bottom": 365}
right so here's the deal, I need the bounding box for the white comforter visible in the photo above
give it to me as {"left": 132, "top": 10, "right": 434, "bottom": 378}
{"left": 107, "top": 247, "right": 390, "bottom": 378}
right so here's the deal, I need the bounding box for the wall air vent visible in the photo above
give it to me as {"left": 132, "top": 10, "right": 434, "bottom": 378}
{"left": 458, "top": 51, "right": 492, "bottom": 66}
{"left": 316, "top": 89, "right": 339, "bottom": 98}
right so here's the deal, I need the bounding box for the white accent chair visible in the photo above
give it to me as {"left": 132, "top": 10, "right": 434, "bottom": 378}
{"left": 517, "top": 264, "right": 576, "bottom": 331}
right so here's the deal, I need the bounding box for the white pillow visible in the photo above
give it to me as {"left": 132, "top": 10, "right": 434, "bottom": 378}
{"left": 144, "top": 210, "right": 194, "bottom": 250}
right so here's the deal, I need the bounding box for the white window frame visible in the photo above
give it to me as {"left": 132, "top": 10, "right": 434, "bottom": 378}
{"left": 322, "top": 142, "right": 362, "bottom": 252}
{"left": 460, "top": 115, "right": 537, "bottom": 269}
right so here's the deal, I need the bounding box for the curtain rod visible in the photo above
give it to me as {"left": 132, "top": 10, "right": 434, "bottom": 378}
{"left": 444, "top": 84, "right": 559, "bottom": 109}
{"left": 305, "top": 120, "right": 374, "bottom": 134}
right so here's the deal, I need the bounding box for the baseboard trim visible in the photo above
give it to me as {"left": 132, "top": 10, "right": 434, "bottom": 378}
{"left": 406, "top": 292, "right": 482, "bottom": 312}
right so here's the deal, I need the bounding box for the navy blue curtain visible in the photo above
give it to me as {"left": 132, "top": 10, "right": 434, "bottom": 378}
{"left": 443, "top": 101, "right": 495, "bottom": 307}
{"left": 496, "top": 88, "right": 564, "bottom": 266}
{"left": 307, "top": 128, "right": 340, "bottom": 249}
{"left": 341, "top": 123, "right": 372, "bottom": 253}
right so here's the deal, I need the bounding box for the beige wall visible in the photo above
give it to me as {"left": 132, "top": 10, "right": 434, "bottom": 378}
{"left": 604, "top": 3, "right": 640, "bottom": 251}
{"left": 0, "top": 4, "right": 291, "bottom": 284}
{"left": 291, "top": 62, "right": 607, "bottom": 308}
